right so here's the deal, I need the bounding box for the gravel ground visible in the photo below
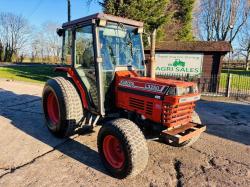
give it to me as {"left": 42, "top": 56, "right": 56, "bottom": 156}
{"left": 0, "top": 79, "right": 249, "bottom": 187}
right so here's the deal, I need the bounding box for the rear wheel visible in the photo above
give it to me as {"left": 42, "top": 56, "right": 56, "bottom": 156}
{"left": 42, "top": 77, "right": 83, "bottom": 138}
{"left": 97, "top": 118, "right": 148, "bottom": 179}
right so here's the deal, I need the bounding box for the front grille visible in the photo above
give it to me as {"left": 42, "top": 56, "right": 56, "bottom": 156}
{"left": 163, "top": 102, "right": 195, "bottom": 127}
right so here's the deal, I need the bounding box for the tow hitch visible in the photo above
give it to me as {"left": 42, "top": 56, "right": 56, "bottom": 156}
{"left": 162, "top": 123, "right": 206, "bottom": 144}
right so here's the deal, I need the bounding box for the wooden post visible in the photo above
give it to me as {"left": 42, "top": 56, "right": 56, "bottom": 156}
{"left": 226, "top": 73, "right": 232, "bottom": 97}
{"left": 150, "top": 29, "right": 157, "bottom": 79}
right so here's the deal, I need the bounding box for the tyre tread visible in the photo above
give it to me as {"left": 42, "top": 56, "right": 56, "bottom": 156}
{"left": 44, "top": 77, "right": 83, "bottom": 137}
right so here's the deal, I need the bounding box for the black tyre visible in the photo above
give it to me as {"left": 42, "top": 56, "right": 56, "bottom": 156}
{"left": 42, "top": 77, "right": 83, "bottom": 138}
{"left": 97, "top": 118, "right": 149, "bottom": 179}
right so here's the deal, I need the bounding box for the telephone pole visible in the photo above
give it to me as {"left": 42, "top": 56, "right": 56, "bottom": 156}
{"left": 67, "top": 0, "right": 71, "bottom": 22}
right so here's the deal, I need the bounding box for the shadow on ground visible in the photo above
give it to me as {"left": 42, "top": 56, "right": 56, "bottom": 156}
{"left": 0, "top": 89, "right": 107, "bottom": 175}
{"left": 196, "top": 99, "right": 250, "bottom": 145}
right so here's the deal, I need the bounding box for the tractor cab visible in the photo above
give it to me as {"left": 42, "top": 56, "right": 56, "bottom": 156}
{"left": 58, "top": 13, "right": 145, "bottom": 115}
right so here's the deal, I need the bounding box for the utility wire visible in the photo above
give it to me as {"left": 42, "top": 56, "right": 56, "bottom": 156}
{"left": 28, "top": 0, "right": 43, "bottom": 17}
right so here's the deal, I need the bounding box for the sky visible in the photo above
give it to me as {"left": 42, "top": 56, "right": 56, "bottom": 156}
{"left": 0, "top": 0, "right": 102, "bottom": 27}
{"left": 0, "top": 0, "right": 244, "bottom": 53}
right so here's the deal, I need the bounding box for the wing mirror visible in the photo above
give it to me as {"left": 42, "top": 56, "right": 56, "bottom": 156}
{"left": 57, "top": 28, "right": 64, "bottom": 37}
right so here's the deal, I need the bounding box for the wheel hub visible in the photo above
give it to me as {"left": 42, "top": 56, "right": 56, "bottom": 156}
{"left": 47, "top": 92, "right": 59, "bottom": 125}
{"left": 103, "top": 135, "right": 125, "bottom": 169}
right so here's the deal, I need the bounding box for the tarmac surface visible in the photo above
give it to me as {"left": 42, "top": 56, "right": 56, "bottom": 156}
{"left": 0, "top": 79, "right": 249, "bottom": 187}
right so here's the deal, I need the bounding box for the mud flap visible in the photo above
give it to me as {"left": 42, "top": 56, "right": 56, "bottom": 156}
{"left": 161, "top": 123, "right": 206, "bottom": 144}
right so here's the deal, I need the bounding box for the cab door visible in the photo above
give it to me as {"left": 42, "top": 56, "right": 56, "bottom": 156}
{"left": 74, "top": 25, "right": 99, "bottom": 110}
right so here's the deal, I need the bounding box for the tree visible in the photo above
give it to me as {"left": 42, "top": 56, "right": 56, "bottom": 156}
{"left": 100, "top": 0, "right": 169, "bottom": 40}
{"left": 43, "top": 22, "right": 62, "bottom": 63}
{"left": 31, "top": 30, "right": 46, "bottom": 62}
{"left": 31, "top": 22, "right": 61, "bottom": 63}
{"left": 100, "top": 0, "right": 169, "bottom": 78}
{"left": 0, "top": 40, "right": 3, "bottom": 62}
{"left": 174, "top": 0, "right": 194, "bottom": 41}
{"left": 0, "top": 12, "right": 30, "bottom": 62}
{"left": 195, "top": 0, "right": 250, "bottom": 43}
{"left": 239, "top": 24, "right": 250, "bottom": 70}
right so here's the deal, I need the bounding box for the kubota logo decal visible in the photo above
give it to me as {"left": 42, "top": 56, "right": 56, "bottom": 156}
{"left": 119, "top": 80, "right": 135, "bottom": 88}
{"left": 119, "top": 80, "right": 165, "bottom": 93}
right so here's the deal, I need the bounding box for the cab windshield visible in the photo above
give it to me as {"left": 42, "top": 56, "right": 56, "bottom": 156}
{"left": 98, "top": 23, "right": 145, "bottom": 72}
{"left": 98, "top": 22, "right": 145, "bottom": 111}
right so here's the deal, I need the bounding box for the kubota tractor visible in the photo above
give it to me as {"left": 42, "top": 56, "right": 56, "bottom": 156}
{"left": 42, "top": 13, "right": 206, "bottom": 179}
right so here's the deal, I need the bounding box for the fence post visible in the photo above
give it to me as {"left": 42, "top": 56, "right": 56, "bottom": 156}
{"left": 226, "top": 73, "right": 232, "bottom": 97}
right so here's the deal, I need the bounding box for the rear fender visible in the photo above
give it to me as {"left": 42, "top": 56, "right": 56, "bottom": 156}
{"left": 54, "top": 67, "right": 89, "bottom": 109}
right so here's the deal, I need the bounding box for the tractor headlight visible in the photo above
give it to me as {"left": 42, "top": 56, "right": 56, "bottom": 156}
{"left": 176, "top": 86, "right": 197, "bottom": 96}
{"left": 177, "top": 87, "right": 189, "bottom": 96}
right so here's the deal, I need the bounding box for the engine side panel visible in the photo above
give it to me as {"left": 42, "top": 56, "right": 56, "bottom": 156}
{"left": 115, "top": 71, "right": 168, "bottom": 123}
{"left": 116, "top": 88, "right": 163, "bottom": 123}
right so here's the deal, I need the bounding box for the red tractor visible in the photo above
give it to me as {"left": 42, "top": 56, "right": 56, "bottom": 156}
{"left": 42, "top": 13, "right": 206, "bottom": 179}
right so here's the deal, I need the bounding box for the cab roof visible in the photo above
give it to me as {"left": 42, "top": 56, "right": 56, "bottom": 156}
{"left": 62, "top": 13, "right": 144, "bottom": 29}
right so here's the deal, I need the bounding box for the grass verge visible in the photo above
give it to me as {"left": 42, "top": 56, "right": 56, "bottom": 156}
{"left": 0, "top": 65, "right": 66, "bottom": 84}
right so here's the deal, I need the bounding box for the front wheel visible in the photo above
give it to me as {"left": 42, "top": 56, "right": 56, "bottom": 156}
{"left": 97, "top": 118, "right": 149, "bottom": 179}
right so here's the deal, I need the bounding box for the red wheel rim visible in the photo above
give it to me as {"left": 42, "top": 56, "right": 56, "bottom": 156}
{"left": 103, "top": 135, "right": 125, "bottom": 169}
{"left": 47, "top": 92, "right": 59, "bottom": 125}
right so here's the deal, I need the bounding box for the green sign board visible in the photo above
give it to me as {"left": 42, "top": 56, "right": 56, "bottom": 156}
{"left": 155, "top": 53, "right": 204, "bottom": 76}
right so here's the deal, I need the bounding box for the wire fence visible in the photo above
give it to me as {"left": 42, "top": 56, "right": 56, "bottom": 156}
{"left": 157, "top": 72, "right": 250, "bottom": 99}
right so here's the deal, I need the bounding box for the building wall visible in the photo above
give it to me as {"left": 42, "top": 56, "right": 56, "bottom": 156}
{"left": 202, "top": 52, "right": 224, "bottom": 77}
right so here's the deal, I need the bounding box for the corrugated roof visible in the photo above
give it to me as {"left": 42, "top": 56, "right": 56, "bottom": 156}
{"left": 145, "top": 41, "right": 231, "bottom": 53}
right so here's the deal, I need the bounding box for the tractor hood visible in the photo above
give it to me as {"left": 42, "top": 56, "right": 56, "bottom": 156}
{"left": 115, "top": 71, "right": 200, "bottom": 125}
{"left": 115, "top": 71, "right": 196, "bottom": 97}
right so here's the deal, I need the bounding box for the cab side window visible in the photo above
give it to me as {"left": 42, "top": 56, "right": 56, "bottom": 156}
{"left": 63, "top": 30, "right": 72, "bottom": 65}
{"left": 75, "top": 26, "right": 94, "bottom": 69}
